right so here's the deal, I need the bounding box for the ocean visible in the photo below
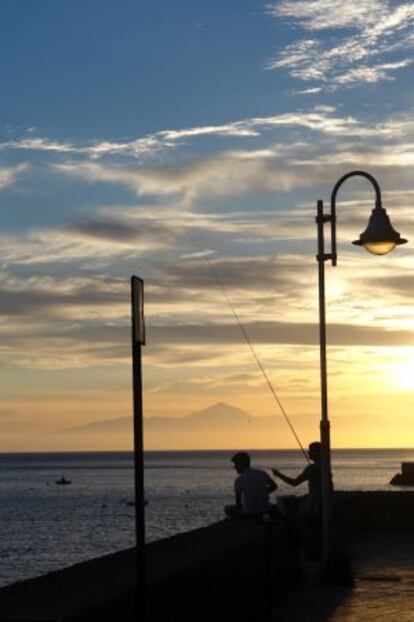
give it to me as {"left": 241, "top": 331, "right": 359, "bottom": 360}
{"left": 0, "top": 448, "right": 413, "bottom": 587}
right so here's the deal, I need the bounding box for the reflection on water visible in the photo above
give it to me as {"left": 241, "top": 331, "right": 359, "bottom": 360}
{"left": 0, "top": 448, "right": 413, "bottom": 586}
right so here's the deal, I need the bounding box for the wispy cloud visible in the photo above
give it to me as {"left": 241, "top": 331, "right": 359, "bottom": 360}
{"left": 0, "top": 121, "right": 260, "bottom": 160}
{"left": 53, "top": 153, "right": 325, "bottom": 201}
{"left": 0, "top": 136, "right": 167, "bottom": 159}
{"left": 0, "top": 138, "right": 76, "bottom": 153}
{"left": 266, "top": 0, "right": 414, "bottom": 88}
{"left": 1, "top": 105, "right": 402, "bottom": 161}
{"left": 0, "top": 164, "right": 28, "bottom": 189}
{"left": 51, "top": 132, "right": 414, "bottom": 202}
{"left": 0, "top": 198, "right": 413, "bottom": 372}
{"left": 269, "top": 0, "right": 389, "bottom": 31}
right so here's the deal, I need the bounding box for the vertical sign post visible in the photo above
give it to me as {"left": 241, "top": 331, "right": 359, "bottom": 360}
{"left": 131, "top": 275, "right": 146, "bottom": 615}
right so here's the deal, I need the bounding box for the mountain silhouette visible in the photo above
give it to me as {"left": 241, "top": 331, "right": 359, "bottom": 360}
{"left": 66, "top": 402, "right": 251, "bottom": 433}
{"left": 63, "top": 401, "right": 412, "bottom": 450}
{"left": 147, "top": 402, "right": 251, "bottom": 428}
{"left": 66, "top": 416, "right": 133, "bottom": 434}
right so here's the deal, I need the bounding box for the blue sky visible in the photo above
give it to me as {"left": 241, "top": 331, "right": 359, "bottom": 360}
{"left": 1, "top": 1, "right": 286, "bottom": 138}
{"left": 1, "top": 1, "right": 414, "bottom": 450}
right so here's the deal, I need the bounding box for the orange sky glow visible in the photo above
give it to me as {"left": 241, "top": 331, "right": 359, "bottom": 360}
{"left": 2, "top": 3, "right": 414, "bottom": 452}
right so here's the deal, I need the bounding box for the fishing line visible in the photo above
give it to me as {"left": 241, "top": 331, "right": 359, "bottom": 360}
{"left": 140, "top": 217, "right": 309, "bottom": 462}
{"left": 198, "top": 248, "right": 310, "bottom": 464}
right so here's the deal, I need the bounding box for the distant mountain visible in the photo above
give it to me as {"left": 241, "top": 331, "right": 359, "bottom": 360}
{"left": 66, "top": 402, "right": 251, "bottom": 434}
{"left": 61, "top": 402, "right": 414, "bottom": 450}
{"left": 66, "top": 416, "right": 133, "bottom": 433}
{"left": 188, "top": 402, "right": 250, "bottom": 422}
{"left": 146, "top": 402, "right": 251, "bottom": 428}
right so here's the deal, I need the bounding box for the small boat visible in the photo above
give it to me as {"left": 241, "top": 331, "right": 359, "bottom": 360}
{"left": 55, "top": 475, "right": 71, "bottom": 486}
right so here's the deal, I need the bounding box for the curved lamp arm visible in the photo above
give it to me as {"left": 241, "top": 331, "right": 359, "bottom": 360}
{"left": 316, "top": 169, "right": 405, "bottom": 566}
{"left": 330, "top": 170, "right": 382, "bottom": 210}
{"left": 329, "top": 170, "right": 382, "bottom": 266}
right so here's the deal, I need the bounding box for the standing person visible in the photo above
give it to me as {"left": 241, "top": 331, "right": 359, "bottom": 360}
{"left": 272, "top": 442, "right": 325, "bottom": 516}
{"left": 272, "top": 441, "right": 329, "bottom": 558}
{"left": 225, "top": 451, "right": 278, "bottom": 518}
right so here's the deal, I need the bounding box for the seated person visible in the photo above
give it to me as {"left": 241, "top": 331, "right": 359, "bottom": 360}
{"left": 225, "top": 451, "right": 278, "bottom": 518}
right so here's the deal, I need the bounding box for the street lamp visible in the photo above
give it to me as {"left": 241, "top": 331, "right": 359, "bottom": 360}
{"left": 316, "top": 170, "right": 407, "bottom": 566}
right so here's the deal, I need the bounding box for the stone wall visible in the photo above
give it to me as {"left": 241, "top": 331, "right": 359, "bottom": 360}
{"left": 0, "top": 520, "right": 290, "bottom": 621}
{"left": 1, "top": 491, "right": 414, "bottom": 621}
{"left": 335, "top": 491, "right": 414, "bottom": 533}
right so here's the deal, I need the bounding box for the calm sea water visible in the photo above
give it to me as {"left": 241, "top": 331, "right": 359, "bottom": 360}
{"left": 0, "top": 448, "right": 414, "bottom": 587}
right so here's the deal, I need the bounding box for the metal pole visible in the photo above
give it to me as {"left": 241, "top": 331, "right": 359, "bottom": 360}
{"left": 131, "top": 277, "right": 146, "bottom": 618}
{"left": 316, "top": 200, "right": 332, "bottom": 566}
{"left": 316, "top": 170, "right": 391, "bottom": 570}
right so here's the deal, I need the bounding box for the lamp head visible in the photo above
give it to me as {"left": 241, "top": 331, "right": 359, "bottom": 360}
{"left": 352, "top": 204, "right": 407, "bottom": 255}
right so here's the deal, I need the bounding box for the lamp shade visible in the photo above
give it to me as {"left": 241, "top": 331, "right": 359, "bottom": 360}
{"left": 352, "top": 206, "right": 407, "bottom": 255}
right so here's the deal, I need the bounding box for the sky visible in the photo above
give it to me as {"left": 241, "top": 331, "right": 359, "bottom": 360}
{"left": 1, "top": 0, "right": 414, "bottom": 451}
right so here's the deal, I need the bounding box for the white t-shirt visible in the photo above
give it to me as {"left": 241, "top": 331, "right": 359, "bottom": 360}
{"left": 234, "top": 467, "right": 273, "bottom": 514}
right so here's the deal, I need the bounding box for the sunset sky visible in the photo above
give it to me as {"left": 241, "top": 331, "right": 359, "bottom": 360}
{"left": 1, "top": 0, "right": 414, "bottom": 451}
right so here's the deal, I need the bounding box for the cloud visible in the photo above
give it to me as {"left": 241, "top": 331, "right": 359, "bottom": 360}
{"left": 1, "top": 232, "right": 413, "bottom": 372}
{"left": 372, "top": 274, "right": 414, "bottom": 300}
{"left": 0, "top": 164, "right": 28, "bottom": 189}
{"left": 47, "top": 151, "right": 364, "bottom": 202}
{"left": 266, "top": 0, "right": 414, "bottom": 88}
{"left": 161, "top": 255, "right": 313, "bottom": 293}
{"left": 147, "top": 321, "right": 414, "bottom": 347}
{"left": 0, "top": 243, "right": 315, "bottom": 324}
{"left": 335, "top": 60, "right": 412, "bottom": 85}
{"left": 0, "top": 122, "right": 258, "bottom": 160}
{"left": 0, "top": 216, "right": 167, "bottom": 268}
{"left": 0, "top": 274, "right": 128, "bottom": 320}
{"left": 1, "top": 315, "right": 410, "bottom": 372}
{"left": 1, "top": 106, "right": 401, "bottom": 164}
{"left": 61, "top": 214, "right": 182, "bottom": 251}
{"left": 53, "top": 155, "right": 323, "bottom": 200}
{"left": 0, "top": 138, "right": 77, "bottom": 153}
{"left": 0, "top": 136, "right": 168, "bottom": 159}
{"left": 268, "top": 0, "right": 389, "bottom": 31}
{"left": 51, "top": 130, "right": 414, "bottom": 202}
{"left": 1, "top": 111, "right": 414, "bottom": 374}
{"left": 294, "top": 87, "right": 323, "bottom": 95}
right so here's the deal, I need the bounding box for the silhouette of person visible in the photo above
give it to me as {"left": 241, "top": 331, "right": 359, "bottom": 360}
{"left": 225, "top": 451, "right": 278, "bottom": 518}
{"left": 272, "top": 441, "right": 329, "bottom": 558}
{"left": 272, "top": 442, "right": 325, "bottom": 515}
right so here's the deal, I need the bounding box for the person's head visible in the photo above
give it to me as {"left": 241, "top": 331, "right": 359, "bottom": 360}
{"left": 308, "top": 442, "right": 321, "bottom": 463}
{"left": 231, "top": 451, "right": 251, "bottom": 474}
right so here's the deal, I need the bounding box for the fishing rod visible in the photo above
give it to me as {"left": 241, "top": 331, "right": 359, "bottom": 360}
{"left": 201, "top": 252, "right": 310, "bottom": 464}
{"left": 141, "top": 218, "right": 309, "bottom": 462}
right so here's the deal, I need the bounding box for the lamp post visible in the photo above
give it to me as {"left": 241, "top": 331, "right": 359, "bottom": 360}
{"left": 316, "top": 170, "right": 407, "bottom": 566}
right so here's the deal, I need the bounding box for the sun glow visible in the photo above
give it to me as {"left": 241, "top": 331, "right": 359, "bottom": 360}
{"left": 385, "top": 348, "right": 414, "bottom": 392}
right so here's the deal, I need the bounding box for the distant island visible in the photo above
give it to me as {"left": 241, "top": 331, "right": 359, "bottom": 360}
{"left": 66, "top": 401, "right": 274, "bottom": 448}
{"left": 63, "top": 401, "right": 410, "bottom": 450}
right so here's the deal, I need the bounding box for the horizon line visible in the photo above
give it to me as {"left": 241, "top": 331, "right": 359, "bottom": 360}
{"left": 1, "top": 447, "right": 414, "bottom": 456}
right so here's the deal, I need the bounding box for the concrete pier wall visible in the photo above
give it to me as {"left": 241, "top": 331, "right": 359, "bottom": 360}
{"left": 1, "top": 491, "right": 414, "bottom": 621}
{"left": 0, "top": 520, "right": 290, "bottom": 622}
{"left": 146, "top": 520, "right": 289, "bottom": 622}
{"left": 335, "top": 491, "right": 414, "bottom": 532}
